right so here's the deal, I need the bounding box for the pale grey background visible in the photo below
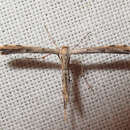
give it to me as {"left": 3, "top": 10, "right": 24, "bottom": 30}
{"left": 0, "top": 0, "right": 130, "bottom": 130}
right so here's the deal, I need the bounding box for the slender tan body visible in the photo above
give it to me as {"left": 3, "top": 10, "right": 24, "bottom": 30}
{"left": 59, "top": 46, "right": 70, "bottom": 120}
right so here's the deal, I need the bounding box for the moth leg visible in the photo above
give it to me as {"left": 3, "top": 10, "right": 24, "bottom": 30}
{"left": 84, "top": 77, "right": 94, "bottom": 93}
{"left": 42, "top": 54, "right": 51, "bottom": 59}
{"left": 80, "top": 64, "right": 94, "bottom": 92}
{"left": 57, "top": 54, "right": 63, "bottom": 63}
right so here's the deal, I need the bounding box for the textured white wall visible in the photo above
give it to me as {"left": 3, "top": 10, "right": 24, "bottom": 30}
{"left": 0, "top": 0, "right": 130, "bottom": 130}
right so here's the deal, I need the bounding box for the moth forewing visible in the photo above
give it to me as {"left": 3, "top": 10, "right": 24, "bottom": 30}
{"left": 0, "top": 44, "right": 59, "bottom": 55}
{"left": 70, "top": 45, "right": 130, "bottom": 54}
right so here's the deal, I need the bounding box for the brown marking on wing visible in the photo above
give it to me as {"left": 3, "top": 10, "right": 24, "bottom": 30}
{"left": 70, "top": 45, "right": 130, "bottom": 54}
{"left": 0, "top": 44, "right": 59, "bottom": 54}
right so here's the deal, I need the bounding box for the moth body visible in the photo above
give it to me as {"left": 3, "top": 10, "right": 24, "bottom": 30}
{"left": 59, "top": 46, "right": 70, "bottom": 120}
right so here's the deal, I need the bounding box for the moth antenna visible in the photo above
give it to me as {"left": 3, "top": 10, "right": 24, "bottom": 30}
{"left": 71, "top": 32, "right": 91, "bottom": 49}
{"left": 44, "top": 24, "right": 59, "bottom": 49}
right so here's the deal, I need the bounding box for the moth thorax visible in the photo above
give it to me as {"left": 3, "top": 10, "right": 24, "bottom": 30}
{"left": 60, "top": 46, "right": 69, "bottom": 55}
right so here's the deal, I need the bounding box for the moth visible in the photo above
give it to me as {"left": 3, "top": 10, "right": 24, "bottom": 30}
{"left": 1, "top": 24, "right": 130, "bottom": 120}
{"left": 1, "top": 44, "right": 130, "bottom": 120}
